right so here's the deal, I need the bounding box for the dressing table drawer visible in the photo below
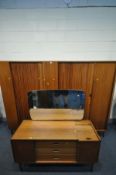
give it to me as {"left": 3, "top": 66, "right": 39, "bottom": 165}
{"left": 36, "top": 147, "right": 75, "bottom": 155}
{"left": 35, "top": 141, "right": 77, "bottom": 163}
{"left": 36, "top": 153, "right": 76, "bottom": 162}
{"left": 36, "top": 141, "right": 76, "bottom": 149}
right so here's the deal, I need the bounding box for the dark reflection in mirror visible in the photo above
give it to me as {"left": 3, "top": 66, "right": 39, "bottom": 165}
{"left": 28, "top": 90, "right": 85, "bottom": 110}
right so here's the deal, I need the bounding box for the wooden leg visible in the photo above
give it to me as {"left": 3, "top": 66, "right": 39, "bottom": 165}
{"left": 102, "top": 132, "right": 105, "bottom": 137}
{"left": 98, "top": 131, "right": 105, "bottom": 137}
{"left": 19, "top": 164, "right": 23, "bottom": 171}
{"left": 90, "top": 164, "right": 94, "bottom": 172}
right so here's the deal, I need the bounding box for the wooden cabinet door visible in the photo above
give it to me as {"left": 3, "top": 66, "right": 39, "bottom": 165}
{"left": 89, "top": 63, "right": 116, "bottom": 130}
{"left": 78, "top": 142, "right": 100, "bottom": 163}
{"left": 0, "top": 62, "right": 18, "bottom": 130}
{"left": 11, "top": 141, "right": 34, "bottom": 163}
{"left": 10, "top": 63, "right": 41, "bottom": 122}
{"left": 58, "top": 63, "right": 94, "bottom": 118}
{"left": 10, "top": 62, "right": 58, "bottom": 123}
{"left": 39, "top": 62, "right": 58, "bottom": 90}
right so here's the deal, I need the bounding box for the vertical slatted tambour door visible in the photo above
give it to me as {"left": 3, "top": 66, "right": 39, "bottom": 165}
{"left": 10, "top": 63, "right": 40, "bottom": 122}
{"left": 10, "top": 62, "right": 58, "bottom": 123}
{"left": 58, "top": 63, "right": 94, "bottom": 119}
{"left": 39, "top": 62, "right": 58, "bottom": 90}
{"left": 9, "top": 62, "right": 116, "bottom": 131}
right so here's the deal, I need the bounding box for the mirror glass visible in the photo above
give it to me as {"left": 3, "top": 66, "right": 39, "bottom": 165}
{"left": 28, "top": 90, "right": 85, "bottom": 120}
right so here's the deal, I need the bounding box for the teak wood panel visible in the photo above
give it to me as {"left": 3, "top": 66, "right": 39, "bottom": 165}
{"left": 10, "top": 63, "right": 40, "bottom": 122}
{"left": 39, "top": 62, "right": 58, "bottom": 89}
{"left": 0, "top": 62, "right": 18, "bottom": 129}
{"left": 35, "top": 141, "right": 76, "bottom": 163}
{"left": 11, "top": 141, "right": 34, "bottom": 163}
{"left": 58, "top": 63, "right": 87, "bottom": 90}
{"left": 12, "top": 120, "right": 100, "bottom": 141}
{"left": 12, "top": 140, "right": 99, "bottom": 164}
{"left": 8, "top": 62, "right": 116, "bottom": 130}
{"left": 10, "top": 62, "right": 58, "bottom": 122}
{"left": 58, "top": 63, "right": 94, "bottom": 119}
{"left": 11, "top": 120, "right": 100, "bottom": 164}
{"left": 89, "top": 63, "right": 116, "bottom": 130}
{"left": 78, "top": 142, "right": 100, "bottom": 163}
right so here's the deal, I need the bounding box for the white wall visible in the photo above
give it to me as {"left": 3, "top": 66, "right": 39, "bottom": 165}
{"left": 0, "top": 7, "right": 116, "bottom": 61}
{"left": 110, "top": 81, "right": 116, "bottom": 119}
{"left": 0, "top": 0, "right": 116, "bottom": 8}
{"left": 0, "top": 87, "right": 6, "bottom": 120}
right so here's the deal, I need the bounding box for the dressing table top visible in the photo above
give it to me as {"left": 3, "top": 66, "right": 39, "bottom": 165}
{"left": 12, "top": 120, "right": 100, "bottom": 142}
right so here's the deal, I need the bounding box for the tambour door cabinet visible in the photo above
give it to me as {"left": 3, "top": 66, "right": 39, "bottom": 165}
{"left": 10, "top": 63, "right": 41, "bottom": 123}
{"left": 0, "top": 62, "right": 115, "bottom": 131}
{"left": 10, "top": 62, "right": 94, "bottom": 123}
{"left": 10, "top": 62, "right": 58, "bottom": 123}
{"left": 11, "top": 120, "right": 100, "bottom": 167}
{"left": 58, "top": 62, "right": 116, "bottom": 130}
{"left": 58, "top": 63, "right": 94, "bottom": 119}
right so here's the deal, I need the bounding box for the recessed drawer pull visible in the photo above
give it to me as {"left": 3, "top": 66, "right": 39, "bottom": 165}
{"left": 53, "top": 157, "right": 60, "bottom": 160}
{"left": 53, "top": 142, "right": 59, "bottom": 145}
{"left": 53, "top": 149, "right": 60, "bottom": 153}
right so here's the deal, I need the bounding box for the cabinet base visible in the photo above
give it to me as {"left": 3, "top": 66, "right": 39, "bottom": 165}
{"left": 18, "top": 163, "right": 94, "bottom": 172}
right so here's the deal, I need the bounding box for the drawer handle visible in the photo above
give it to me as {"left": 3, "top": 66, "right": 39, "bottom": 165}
{"left": 53, "top": 142, "right": 59, "bottom": 145}
{"left": 53, "top": 149, "right": 60, "bottom": 153}
{"left": 53, "top": 157, "right": 60, "bottom": 160}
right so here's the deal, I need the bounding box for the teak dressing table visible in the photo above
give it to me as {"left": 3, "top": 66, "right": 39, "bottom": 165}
{"left": 11, "top": 90, "right": 101, "bottom": 170}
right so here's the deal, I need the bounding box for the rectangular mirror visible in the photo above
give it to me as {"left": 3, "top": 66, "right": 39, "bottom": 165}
{"left": 28, "top": 90, "right": 85, "bottom": 121}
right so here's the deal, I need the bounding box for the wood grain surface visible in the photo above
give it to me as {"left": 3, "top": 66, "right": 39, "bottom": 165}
{"left": 39, "top": 62, "right": 58, "bottom": 90}
{"left": 58, "top": 63, "right": 94, "bottom": 119}
{"left": 8, "top": 62, "right": 116, "bottom": 131}
{"left": 89, "top": 63, "right": 116, "bottom": 130}
{"left": 10, "top": 62, "right": 40, "bottom": 122}
{"left": 0, "top": 62, "right": 18, "bottom": 129}
{"left": 11, "top": 120, "right": 100, "bottom": 141}
{"left": 10, "top": 62, "right": 58, "bottom": 123}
